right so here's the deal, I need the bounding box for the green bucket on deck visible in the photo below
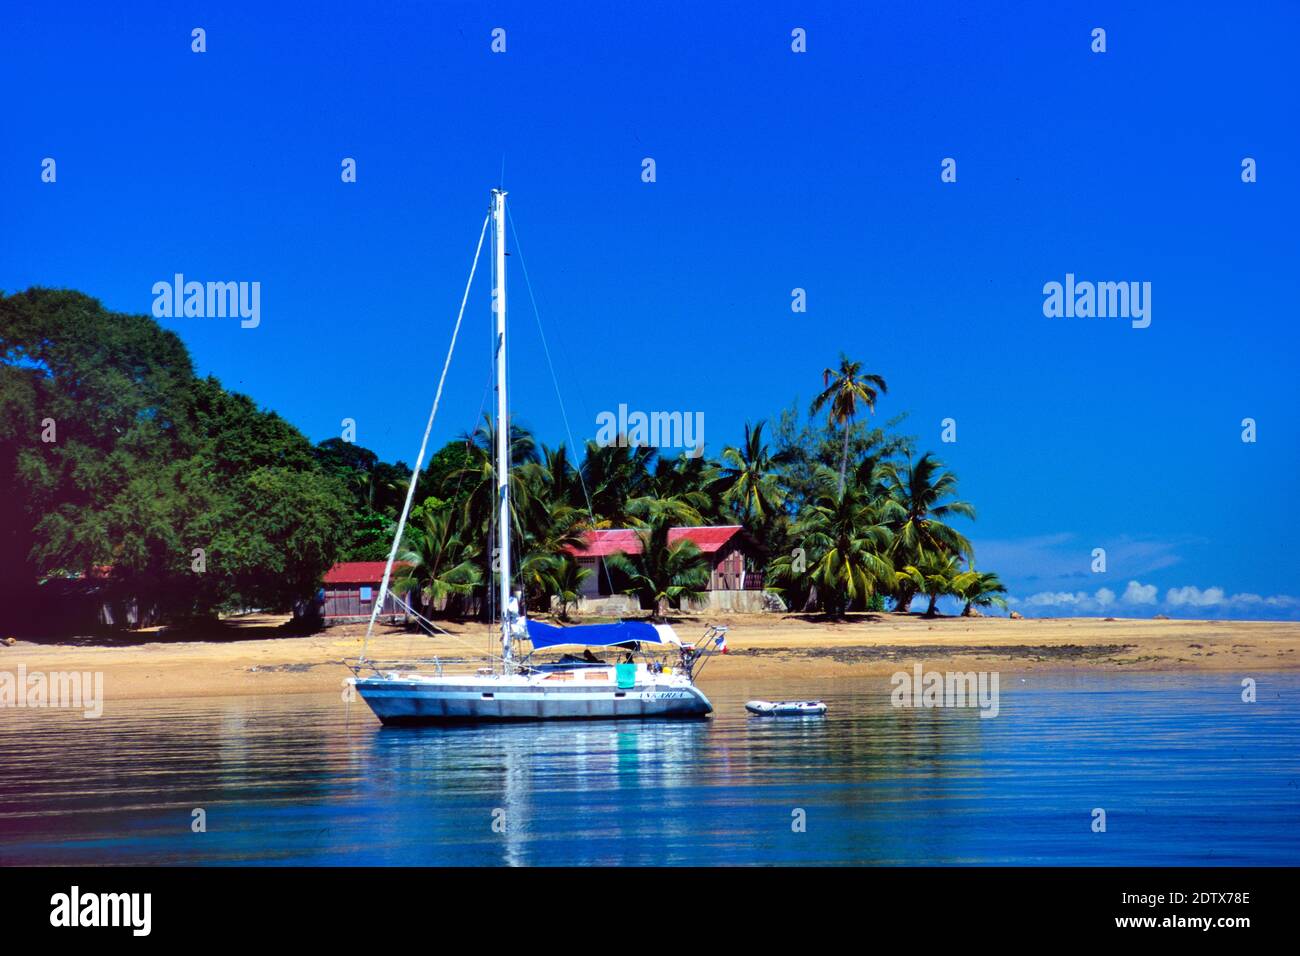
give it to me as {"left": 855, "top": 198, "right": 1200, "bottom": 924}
{"left": 615, "top": 663, "right": 636, "bottom": 689}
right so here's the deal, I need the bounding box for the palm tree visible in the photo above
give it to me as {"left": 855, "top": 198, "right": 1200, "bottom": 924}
{"left": 511, "top": 447, "right": 593, "bottom": 615}
{"left": 895, "top": 550, "right": 963, "bottom": 618}
{"left": 718, "top": 421, "right": 787, "bottom": 524}
{"left": 626, "top": 454, "right": 712, "bottom": 527}
{"left": 644, "top": 452, "right": 721, "bottom": 525}
{"left": 551, "top": 555, "right": 592, "bottom": 620}
{"left": 541, "top": 444, "right": 584, "bottom": 510}
{"left": 882, "top": 453, "right": 975, "bottom": 611}
{"left": 580, "top": 439, "right": 656, "bottom": 527}
{"left": 775, "top": 468, "right": 895, "bottom": 618}
{"left": 603, "top": 517, "right": 711, "bottom": 621}
{"left": 953, "top": 568, "right": 1008, "bottom": 617}
{"left": 809, "top": 355, "right": 888, "bottom": 497}
{"left": 391, "top": 509, "right": 483, "bottom": 617}
{"left": 445, "top": 417, "right": 540, "bottom": 537}
{"left": 516, "top": 550, "right": 563, "bottom": 615}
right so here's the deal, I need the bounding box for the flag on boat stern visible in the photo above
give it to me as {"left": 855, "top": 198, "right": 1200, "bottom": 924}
{"left": 714, "top": 632, "right": 728, "bottom": 654}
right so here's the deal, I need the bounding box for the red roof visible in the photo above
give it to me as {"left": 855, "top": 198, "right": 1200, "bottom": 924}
{"left": 323, "top": 561, "right": 411, "bottom": 584}
{"left": 564, "top": 526, "right": 744, "bottom": 558}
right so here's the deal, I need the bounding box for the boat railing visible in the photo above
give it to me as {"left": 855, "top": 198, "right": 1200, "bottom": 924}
{"left": 685, "top": 624, "right": 729, "bottom": 682}
{"left": 344, "top": 656, "right": 491, "bottom": 679}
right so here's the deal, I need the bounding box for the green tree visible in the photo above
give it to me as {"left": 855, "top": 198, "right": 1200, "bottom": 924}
{"left": 550, "top": 555, "right": 592, "bottom": 620}
{"left": 883, "top": 453, "right": 975, "bottom": 612}
{"left": 772, "top": 468, "right": 895, "bottom": 618}
{"left": 392, "top": 507, "right": 483, "bottom": 617}
{"left": 895, "top": 550, "right": 963, "bottom": 618}
{"left": 718, "top": 421, "right": 786, "bottom": 524}
{"left": 580, "top": 438, "right": 656, "bottom": 527}
{"left": 0, "top": 288, "right": 355, "bottom": 626}
{"left": 809, "top": 354, "right": 888, "bottom": 497}
{"left": 954, "top": 568, "right": 1008, "bottom": 617}
{"left": 603, "top": 518, "right": 711, "bottom": 621}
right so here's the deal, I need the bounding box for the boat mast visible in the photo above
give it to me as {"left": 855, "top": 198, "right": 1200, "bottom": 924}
{"left": 492, "top": 188, "right": 515, "bottom": 670}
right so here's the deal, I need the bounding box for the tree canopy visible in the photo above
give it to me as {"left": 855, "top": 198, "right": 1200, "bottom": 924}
{"left": 0, "top": 288, "right": 352, "bottom": 624}
{"left": 1, "top": 286, "right": 1000, "bottom": 630}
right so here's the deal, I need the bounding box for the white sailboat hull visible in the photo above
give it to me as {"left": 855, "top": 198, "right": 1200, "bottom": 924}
{"left": 354, "top": 672, "right": 713, "bottom": 724}
{"left": 349, "top": 192, "right": 726, "bottom": 728}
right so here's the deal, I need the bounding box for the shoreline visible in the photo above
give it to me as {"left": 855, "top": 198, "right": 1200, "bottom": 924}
{"left": 3, "top": 613, "right": 1298, "bottom": 704}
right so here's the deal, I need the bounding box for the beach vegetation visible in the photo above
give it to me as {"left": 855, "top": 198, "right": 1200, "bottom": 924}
{"left": 0, "top": 287, "right": 1001, "bottom": 631}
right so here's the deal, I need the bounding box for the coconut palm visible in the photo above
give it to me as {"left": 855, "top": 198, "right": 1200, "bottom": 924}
{"left": 391, "top": 508, "right": 483, "bottom": 617}
{"left": 551, "top": 555, "right": 592, "bottom": 620}
{"left": 507, "top": 447, "right": 594, "bottom": 614}
{"left": 718, "top": 420, "right": 787, "bottom": 524}
{"left": 446, "top": 417, "right": 540, "bottom": 535}
{"left": 777, "top": 468, "right": 895, "bottom": 618}
{"left": 603, "top": 517, "right": 711, "bottom": 621}
{"left": 882, "top": 452, "right": 975, "bottom": 611}
{"left": 895, "top": 550, "right": 963, "bottom": 618}
{"left": 809, "top": 355, "right": 888, "bottom": 496}
{"left": 953, "top": 568, "right": 1008, "bottom": 617}
{"left": 540, "top": 443, "right": 584, "bottom": 510}
{"left": 644, "top": 452, "right": 721, "bottom": 524}
{"left": 515, "top": 550, "right": 562, "bottom": 614}
{"left": 580, "top": 439, "right": 656, "bottom": 527}
{"left": 626, "top": 454, "right": 713, "bottom": 527}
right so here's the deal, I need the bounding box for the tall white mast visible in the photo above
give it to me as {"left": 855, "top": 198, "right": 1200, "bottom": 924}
{"left": 492, "top": 188, "right": 514, "bottom": 668}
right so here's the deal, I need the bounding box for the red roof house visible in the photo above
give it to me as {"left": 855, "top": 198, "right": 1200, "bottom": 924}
{"left": 323, "top": 561, "right": 411, "bottom": 585}
{"left": 320, "top": 561, "right": 411, "bottom": 623}
{"left": 563, "top": 526, "right": 763, "bottom": 598}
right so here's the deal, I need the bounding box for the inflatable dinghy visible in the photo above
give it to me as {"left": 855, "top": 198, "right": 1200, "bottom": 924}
{"left": 745, "top": 699, "right": 827, "bottom": 716}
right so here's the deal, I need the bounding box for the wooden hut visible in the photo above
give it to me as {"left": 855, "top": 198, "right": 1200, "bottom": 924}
{"left": 320, "top": 561, "right": 411, "bottom": 625}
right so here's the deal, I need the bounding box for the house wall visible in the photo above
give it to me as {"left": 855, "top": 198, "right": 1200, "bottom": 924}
{"left": 573, "top": 593, "right": 641, "bottom": 615}
{"left": 322, "top": 583, "right": 407, "bottom": 623}
{"left": 684, "top": 590, "right": 769, "bottom": 613}
{"left": 577, "top": 557, "right": 601, "bottom": 598}
{"left": 709, "top": 543, "right": 765, "bottom": 591}
{"left": 711, "top": 543, "right": 742, "bottom": 589}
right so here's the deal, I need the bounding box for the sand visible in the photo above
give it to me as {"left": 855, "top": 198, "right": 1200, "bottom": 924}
{"left": 3, "top": 612, "right": 1298, "bottom": 704}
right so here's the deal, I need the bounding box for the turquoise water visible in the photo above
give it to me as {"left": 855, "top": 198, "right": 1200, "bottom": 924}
{"left": 1, "top": 672, "right": 1297, "bottom": 865}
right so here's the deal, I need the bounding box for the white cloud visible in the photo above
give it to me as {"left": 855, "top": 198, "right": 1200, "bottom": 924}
{"left": 1022, "top": 591, "right": 1087, "bottom": 606}
{"left": 1121, "top": 580, "right": 1158, "bottom": 605}
{"left": 1222, "top": 592, "right": 1300, "bottom": 610}
{"left": 1007, "top": 581, "right": 1300, "bottom": 619}
{"left": 1014, "top": 586, "right": 1116, "bottom": 613}
{"left": 1166, "top": 585, "right": 1225, "bottom": 607}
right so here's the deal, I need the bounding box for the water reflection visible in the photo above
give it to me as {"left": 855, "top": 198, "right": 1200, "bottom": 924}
{"left": 0, "top": 673, "right": 1297, "bottom": 865}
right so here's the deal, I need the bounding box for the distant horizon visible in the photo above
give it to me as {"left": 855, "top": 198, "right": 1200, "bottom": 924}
{"left": 3, "top": 3, "right": 1296, "bottom": 620}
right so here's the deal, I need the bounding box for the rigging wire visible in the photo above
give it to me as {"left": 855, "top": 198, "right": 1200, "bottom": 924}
{"left": 506, "top": 203, "right": 616, "bottom": 596}
{"left": 395, "top": 362, "right": 496, "bottom": 666}
{"left": 360, "top": 209, "right": 491, "bottom": 663}
{"left": 388, "top": 592, "right": 507, "bottom": 665}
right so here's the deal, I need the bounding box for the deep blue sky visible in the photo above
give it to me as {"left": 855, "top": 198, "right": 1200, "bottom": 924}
{"left": 3, "top": 2, "right": 1297, "bottom": 618}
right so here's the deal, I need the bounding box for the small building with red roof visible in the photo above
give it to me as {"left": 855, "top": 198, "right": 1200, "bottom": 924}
{"left": 320, "top": 561, "right": 412, "bottom": 624}
{"left": 562, "top": 525, "right": 766, "bottom": 613}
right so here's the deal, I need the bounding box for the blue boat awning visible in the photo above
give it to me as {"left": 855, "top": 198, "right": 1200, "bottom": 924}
{"left": 524, "top": 619, "right": 683, "bottom": 649}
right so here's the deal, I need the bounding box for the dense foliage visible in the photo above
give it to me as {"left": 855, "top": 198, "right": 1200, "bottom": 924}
{"left": 1, "top": 290, "right": 1002, "bottom": 629}
{"left": 0, "top": 289, "right": 352, "bottom": 624}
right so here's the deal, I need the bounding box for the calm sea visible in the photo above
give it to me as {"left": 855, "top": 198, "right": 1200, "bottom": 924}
{"left": 2, "top": 672, "right": 1297, "bottom": 865}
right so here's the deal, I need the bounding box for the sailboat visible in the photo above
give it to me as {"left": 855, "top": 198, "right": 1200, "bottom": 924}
{"left": 347, "top": 189, "right": 722, "bottom": 724}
